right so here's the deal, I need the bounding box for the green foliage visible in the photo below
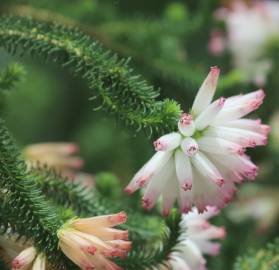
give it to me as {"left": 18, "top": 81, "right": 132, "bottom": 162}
{"left": 116, "top": 209, "right": 182, "bottom": 270}
{"left": 0, "top": 119, "right": 76, "bottom": 269}
{"left": 0, "top": 63, "right": 25, "bottom": 93}
{"left": 32, "top": 166, "right": 109, "bottom": 217}
{"left": 95, "top": 172, "right": 122, "bottom": 198}
{"left": 0, "top": 15, "right": 181, "bottom": 136}
{"left": 233, "top": 238, "right": 279, "bottom": 270}
{"left": 32, "top": 166, "right": 162, "bottom": 241}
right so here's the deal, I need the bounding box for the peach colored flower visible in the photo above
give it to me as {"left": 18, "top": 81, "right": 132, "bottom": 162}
{"left": 58, "top": 212, "right": 131, "bottom": 270}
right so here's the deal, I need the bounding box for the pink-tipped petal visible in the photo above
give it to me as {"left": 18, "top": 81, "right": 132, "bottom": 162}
{"left": 192, "top": 66, "right": 220, "bottom": 115}
{"left": 198, "top": 137, "right": 245, "bottom": 156}
{"left": 195, "top": 97, "right": 226, "bottom": 130}
{"left": 142, "top": 157, "right": 175, "bottom": 211}
{"left": 191, "top": 152, "right": 224, "bottom": 187}
{"left": 124, "top": 151, "right": 172, "bottom": 193}
{"left": 175, "top": 150, "right": 193, "bottom": 191}
{"left": 153, "top": 132, "right": 181, "bottom": 151}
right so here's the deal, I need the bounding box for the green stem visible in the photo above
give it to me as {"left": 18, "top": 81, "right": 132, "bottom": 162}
{"left": 0, "top": 119, "right": 76, "bottom": 269}
{"left": 0, "top": 15, "right": 181, "bottom": 136}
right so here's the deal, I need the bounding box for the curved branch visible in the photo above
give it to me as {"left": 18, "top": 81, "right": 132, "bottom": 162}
{"left": 0, "top": 15, "right": 181, "bottom": 136}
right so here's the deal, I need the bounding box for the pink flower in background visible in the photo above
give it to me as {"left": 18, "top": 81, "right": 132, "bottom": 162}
{"left": 125, "top": 66, "right": 269, "bottom": 214}
{"left": 210, "top": 0, "right": 279, "bottom": 85}
{"left": 58, "top": 212, "right": 131, "bottom": 270}
{"left": 24, "top": 142, "right": 84, "bottom": 175}
{"left": 164, "top": 207, "right": 225, "bottom": 270}
{"left": 208, "top": 30, "right": 226, "bottom": 56}
{"left": 24, "top": 142, "right": 95, "bottom": 188}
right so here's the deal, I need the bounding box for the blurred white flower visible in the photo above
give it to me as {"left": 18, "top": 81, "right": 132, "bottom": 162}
{"left": 227, "top": 184, "right": 279, "bottom": 232}
{"left": 211, "top": 0, "right": 279, "bottom": 85}
{"left": 24, "top": 142, "right": 95, "bottom": 187}
{"left": 208, "top": 30, "right": 226, "bottom": 56}
{"left": 58, "top": 211, "right": 131, "bottom": 270}
{"left": 164, "top": 207, "right": 225, "bottom": 270}
{"left": 24, "top": 142, "right": 83, "bottom": 174}
{"left": 125, "top": 66, "right": 269, "bottom": 214}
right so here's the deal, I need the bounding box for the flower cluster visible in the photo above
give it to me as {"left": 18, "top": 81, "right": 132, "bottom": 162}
{"left": 11, "top": 247, "right": 46, "bottom": 270}
{"left": 167, "top": 207, "right": 225, "bottom": 270}
{"left": 209, "top": 0, "right": 279, "bottom": 85}
{"left": 125, "top": 66, "right": 269, "bottom": 214}
{"left": 58, "top": 212, "right": 131, "bottom": 270}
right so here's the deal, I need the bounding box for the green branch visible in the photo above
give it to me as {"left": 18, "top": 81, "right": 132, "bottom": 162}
{"left": 0, "top": 119, "right": 76, "bottom": 269}
{"left": 0, "top": 15, "right": 181, "bottom": 136}
{"left": 32, "top": 167, "right": 162, "bottom": 242}
{"left": 0, "top": 63, "right": 25, "bottom": 93}
{"left": 117, "top": 210, "right": 181, "bottom": 270}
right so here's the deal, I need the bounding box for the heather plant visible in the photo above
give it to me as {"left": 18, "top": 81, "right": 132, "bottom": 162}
{"left": 0, "top": 1, "right": 278, "bottom": 270}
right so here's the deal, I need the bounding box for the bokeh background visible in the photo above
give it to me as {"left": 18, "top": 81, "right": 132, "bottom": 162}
{"left": 0, "top": 1, "right": 278, "bottom": 269}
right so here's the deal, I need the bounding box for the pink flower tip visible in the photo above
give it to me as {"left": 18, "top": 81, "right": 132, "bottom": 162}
{"left": 181, "top": 206, "right": 192, "bottom": 214}
{"left": 116, "top": 211, "right": 128, "bottom": 223}
{"left": 210, "top": 66, "right": 220, "bottom": 75}
{"left": 224, "top": 195, "right": 233, "bottom": 204}
{"left": 153, "top": 139, "right": 165, "bottom": 151}
{"left": 123, "top": 187, "right": 133, "bottom": 195}
{"left": 82, "top": 246, "right": 97, "bottom": 255}
{"left": 179, "top": 113, "right": 193, "bottom": 126}
{"left": 201, "top": 221, "right": 211, "bottom": 229}
{"left": 207, "top": 206, "right": 220, "bottom": 215}
{"left": 84, "top": 263, "right": 95, "bottom": 270}
{"left": 218, "top": 97, "right": 226, "bottom": 107}
{"left": 72, "top": 158, "right": 84, "bottom": 169}
{"left": 142, "top": 197, "right": 152, "bottom": 210}
{"left": 12, "top": 259, "right": 24, "bottom": 269}
{"left": 197, "top": 205, "right": 207, "bottom": 214}
{"left": 261, "top": 125, "right": 270, "bottom": 135}
{"left": 121, "top": 231, "right": 129, "bottom": 241}
{"left": 182, "top": 182, "right": 192, "bottom": 191}
{"left": 257, "top": 89, "right": 266, "bottom": 98}
{"left": 219, "top": 227, "right": 226, "bottom": 238}
{"left": 67, "top": 143, "right": 80, "bottom": 154}
{"left": 210, "top": 245, "right": 221, "bottom": 256}
{"left": 216, "top": 178, "right": 225, "bottom": 187}
{"left": 237, "top": 147, "right": 246, "bottom": 155}
{"left": 136, "top": 176, "right": 149, "bottom": 187}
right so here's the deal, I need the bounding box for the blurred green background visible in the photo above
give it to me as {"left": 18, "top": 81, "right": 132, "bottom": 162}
{"left": 0, "top": 0, "right": 278, "bottom": 269}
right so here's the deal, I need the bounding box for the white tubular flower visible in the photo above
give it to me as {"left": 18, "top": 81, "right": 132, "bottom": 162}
{"left": 212, "top": 0, "right": 279, "bottom": 85}
{"left": 125, "top": 67, "right": 269, "bottom": 214}
{"left": 168, "top": 207, "right": 226, "bottom": 270}
{"left": 11, "top": 247, "right": 46, "bottom": 270}
{"left": 58, "top": 212, "right": 131, "bottom": 270}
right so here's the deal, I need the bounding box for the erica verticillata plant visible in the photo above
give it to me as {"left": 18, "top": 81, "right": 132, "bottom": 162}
{"left": 58, "top": 212, "right": 131, "bottom": 270}
{"left": 0, "top": 12, "right": 273, "bottom": 270}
